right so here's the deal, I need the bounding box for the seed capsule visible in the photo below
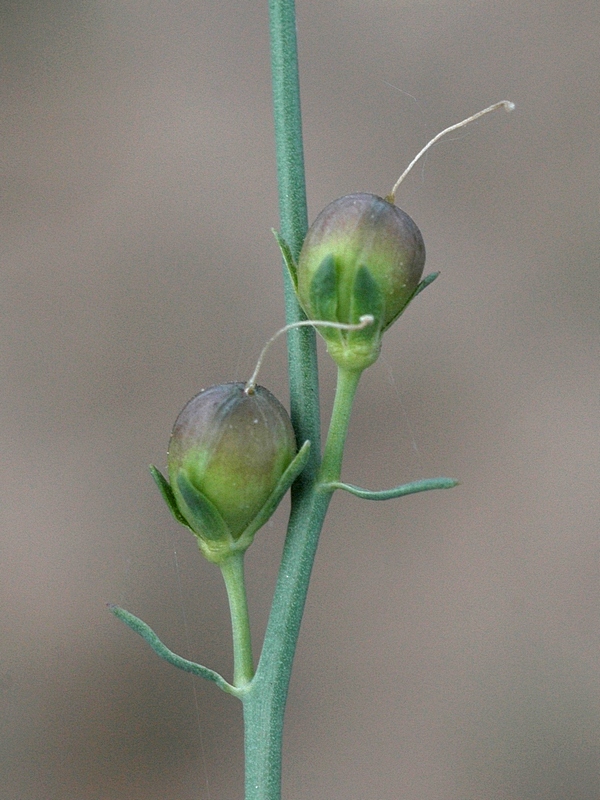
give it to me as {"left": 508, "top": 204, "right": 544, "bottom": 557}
{"left": 167, "top": 383, "right": 297, "bottom": 546}
{"left": 296, "top": 193, "right": 425, "bottom": 370}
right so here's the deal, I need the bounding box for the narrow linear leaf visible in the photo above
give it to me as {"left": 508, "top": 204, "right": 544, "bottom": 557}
{"left": 108, "top": 604, "right": 240, "bottom": 696}
{"left": 322, "top": 476, "right": 459, "bottom": 500}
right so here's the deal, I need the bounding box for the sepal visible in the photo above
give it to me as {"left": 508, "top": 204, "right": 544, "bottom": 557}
{"left": 413, "top": 271, "right": 440, "bottom": 298}
{"left": 149, "top": 465, "right": 193, "bottom": 530}
{"left": 235, "top": 439, "right": 311, "bottom": 549}
{"left": 382, "top": 272, "right": 440, "bottom": 332}
{"left": 273, "top": 230, "right": 298, "bottom": 290}
{"left": 174, "top": 470, "right": 231, "bottom": 543}
{"left": 308, "top": 255, "right": 338, "bottom": 323}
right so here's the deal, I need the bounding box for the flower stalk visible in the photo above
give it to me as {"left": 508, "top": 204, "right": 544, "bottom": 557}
{"left": 220, "top": 553, "right": 254, "bottom": 688}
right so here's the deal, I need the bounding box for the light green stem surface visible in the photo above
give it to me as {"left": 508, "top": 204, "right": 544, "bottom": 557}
{"left": 220, "top": 553, "right": 254, "bottom": 688}
{"left": 242, "top": 366, "right": 361, "bottom": 800}
{"left": 319, "top": 368, "right": 362, "bottom": 485}
{"left": 268, "top": 0, "right": 320, "bottom": 471}
{"left": 239, "top": 2, "right": 339, "bottom": 798}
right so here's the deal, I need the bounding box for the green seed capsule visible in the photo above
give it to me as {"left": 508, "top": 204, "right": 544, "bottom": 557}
{"left": 296, "top": 193, "right": 425, "bottom": 370}
{"left": 167, "top": 382, "right": 297, "bottom": 557}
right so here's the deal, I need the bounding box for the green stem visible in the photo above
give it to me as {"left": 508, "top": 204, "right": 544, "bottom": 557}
{"left": 242, "top": 366, "right": 362, "bottom": 800}
{"left": 241, "top": 2, "right": 359, "bottom": 798}
{"left": 268, "top": 0, "right": 308, "bottom": 257}
{"left": 220, "top": 553, "right": 254, "bottom": 688}
{"left": 268, "top": 0, "right": 321, "bottom": 472}
{"left": 319, "top": 367, "right": 362, "bottom": 485}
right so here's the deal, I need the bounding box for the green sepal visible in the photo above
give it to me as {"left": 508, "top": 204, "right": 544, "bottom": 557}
{"left": 149, "top": 465, "right": 192, "bottom": 530}
{"left": 108, "top": 604, "right": 241, "bottom": 697}
{"left": 320, "top": 475, "right": 459, "bottom": 499}
{"left": 169, "top": 443, "right": 310, "bottom": 563}
{"left": 234, "top": 439, "right": 311, "bottom": 550}
{"left": 175, "top": 470, "right": 231, "bottom": 543}
{"left": 273, "top": 230, "right": 298, "bottom": 290}
{"left": 349, "top": 265, "right": 384, "bottom": 342}
{"left": 412, "top": 271, "right": 440, "bottom": 299}
{"left": 382, "top": 272, "right": 440, "bottom": 333}
{"left": 309, "top": 254, "right": 338, "bottom": 323}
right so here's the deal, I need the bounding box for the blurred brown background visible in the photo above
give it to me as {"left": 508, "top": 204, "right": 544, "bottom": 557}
{"left": 1, "top": 1, "right": 598, "bottom": 798}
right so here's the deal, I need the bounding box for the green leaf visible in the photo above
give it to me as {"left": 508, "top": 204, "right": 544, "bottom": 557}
{"left": 149, "top": 465, "right": 192, "bottom": 529}
{"left": 175, "top": 470, "right": 231, "bottom": 542}
{"left": 108, "top": 604, "right": 240, "bottom": 696}
{"left": 321, "top": 476, "right": 459, "bottom": 499}
{"left": 273, "top": 230, "right": 298, "bottom": 290}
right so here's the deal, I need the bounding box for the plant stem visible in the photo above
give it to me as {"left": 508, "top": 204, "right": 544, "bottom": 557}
{"left": 319, "top": 367, "right": 362, "bottom": 485}
{"left": 240, "top": 3, "right": 365, "bottom": 799}
{"left": 242, "top": 366, "right": 362, "bottom": 800}
{"left": 268, "top": 0, "right": 308, "bottom": 256}
{"left": 220, "top": 553, "right": 254, "bottom": 688}
{"left": 268, "top": 0, "right": 321, "bottom": 471}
